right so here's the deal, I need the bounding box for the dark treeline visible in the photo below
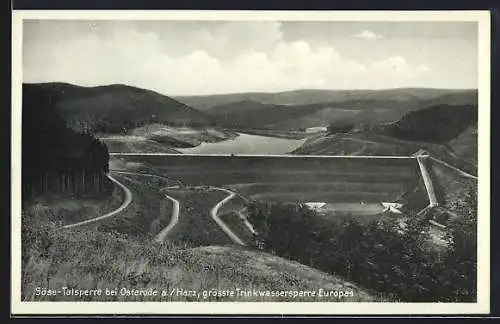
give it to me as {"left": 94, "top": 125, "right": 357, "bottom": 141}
{"left": 246, "top": 181, "right": 477, "bottom": 302}
{"left": 22, "top": 84, "right": 111, "bottom": 202}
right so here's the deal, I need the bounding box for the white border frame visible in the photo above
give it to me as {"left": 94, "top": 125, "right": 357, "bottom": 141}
{"left": 11, "top": 10, "right": 491, "bottom": 315}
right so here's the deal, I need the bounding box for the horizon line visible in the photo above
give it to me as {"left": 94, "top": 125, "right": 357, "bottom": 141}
{"left": 21, "top": 81, "right": 478, "bottom": 97}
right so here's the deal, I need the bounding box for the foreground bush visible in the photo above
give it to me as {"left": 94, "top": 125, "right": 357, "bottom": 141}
{"left": 246, "top": 183, "right": 477, "bottom": 302}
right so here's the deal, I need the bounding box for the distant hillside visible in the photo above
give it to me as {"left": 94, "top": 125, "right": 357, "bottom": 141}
{"left": 174, "top": 88, "right": 477, "bottom": 111}
{"left": 207, "top": 99, "right": 415, "bottom": 130}
{"left": 204, "top": 90, "right": 477, "bottom": 131}
{"left": 23, "top": 83, "right": 214, "bottom": 133}
{"left": 207, "top": 100, "right": 327, "bottom": 129}
{"left": 292, "top": 103, "right": 478, "bottom": 175}
{"left": 373, "top": 104, "right": 478, "bottom": 145}
{"left": 293, "top": 132, "right": 474, "bottom": 171}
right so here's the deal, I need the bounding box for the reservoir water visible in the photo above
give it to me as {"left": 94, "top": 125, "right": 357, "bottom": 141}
{"left": 177, "top": 132, "right": 308, "bottom": 155}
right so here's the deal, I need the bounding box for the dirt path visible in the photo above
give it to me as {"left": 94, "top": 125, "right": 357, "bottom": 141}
{"left": 110, "top": 170, "right": 182, "bottom": 242}
{"left": 210, "top": 187, "right": 247, "bottom": 246}
{"left": 61, "top": 173, "right": 133, "bottom": 229}
{"left": 153, "top": 194, "right": 180, "bottom": 244}
{"left": 429, "top": 156, "right": 478, "bottom": 180}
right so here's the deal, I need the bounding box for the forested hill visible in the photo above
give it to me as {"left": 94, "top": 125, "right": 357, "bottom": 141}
{"left": 23, "top": 83, "right": 214, "bottom": 133}
{"left": 22, "top": 84, "right": 111, "bottom": 202}
{"left": 372, "top": 104, "right": 477, "bottom": 146}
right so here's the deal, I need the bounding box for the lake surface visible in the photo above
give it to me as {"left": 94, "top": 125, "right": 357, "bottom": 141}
{"left": 177, "top": 133, "right": 308, "bottom": 155}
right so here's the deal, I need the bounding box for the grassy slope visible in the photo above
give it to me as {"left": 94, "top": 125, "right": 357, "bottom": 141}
{"left": 161, "top": 187, "right": 233, "bottom": 246}
{"left": 24, "top": 185, "right": 124, "bottom": 227}
{"left": 100, "top": 124, "right": 238, "bottom": 153}
{"left": 130, "top": 123, "right": 238, "bottom": 147}
{"left": 448, "top": 123, "right": 478, "bottom": 166}
{"left": 23, "top": 221, "right": 379, "bottom": 301}
{"left": 22, "top": 188, "right": 379, "bottom": 302}
{"left": 100, "top": 137, "right": 182, "bottom": 154}
{"left": 93, "top": 173, "right": 175, "bottom": 239}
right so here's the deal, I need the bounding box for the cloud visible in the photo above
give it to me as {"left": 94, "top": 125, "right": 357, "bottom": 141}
{"left": 354, "top": 30, "right": 383, "bottom": 40}
{"left": 24, "top": 22, "right": 434, "bottom": 94}
{"left": 417, "top": 64, "right": 431, "bottom": 73}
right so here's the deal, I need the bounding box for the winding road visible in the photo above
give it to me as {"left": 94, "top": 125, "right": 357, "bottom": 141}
{"left": 61, "top": 173, "right": 133, "bottom": 229}
{"left": 63, "top": 151, "right": 476, "bottom": 246}
{"left": 109, "top": 170, "right": 182, "bottom": 243}
{"left": 154, "top": 195, "right": 180, "bottom": 244}
{"left": 210, "top": 187, "right": 247, "bottom": 246}
{"left": 62, "top": 169, "right": 249, "bottom": 247}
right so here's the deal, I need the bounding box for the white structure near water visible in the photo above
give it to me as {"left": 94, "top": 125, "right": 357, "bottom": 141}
{"left": 305, "top": 126, "right": 328, "bottom": 133}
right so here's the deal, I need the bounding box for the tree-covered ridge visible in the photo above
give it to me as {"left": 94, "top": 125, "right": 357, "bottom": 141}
{"left": 23, "top": 82, "right": 215, "bottom": 134}
{"left": 374, "top": 104, "right": 478, "bottom": 145}
{"left": 22, "top": 84, "right": 110, "bottom": 201}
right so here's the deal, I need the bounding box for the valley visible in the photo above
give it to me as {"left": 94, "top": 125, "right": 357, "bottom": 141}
{"left": 21, "top": 82, "right": 479, "bottom": 303}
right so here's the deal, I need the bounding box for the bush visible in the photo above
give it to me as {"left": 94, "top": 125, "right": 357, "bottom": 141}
{"left": 247, "top": 191, "right": 477, "bottom": 302}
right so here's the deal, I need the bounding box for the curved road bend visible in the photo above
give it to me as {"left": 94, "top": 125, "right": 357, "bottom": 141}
{"left": 210, "top": 187, "right": 247, "bottom": 246}
{"left": 154, "top": 194, "right": 180, "bottom": 244}
{"left": 236, "top": 209, "right": 258, "bottom": 235}
{"left": 109, "top": 170, "right": 182, "bottom": 243}
{"left": 107, "top": 169, "right": 246, "bottom": 245}
{"left": 61, "top": 173, "right": 133, "bottom": 229}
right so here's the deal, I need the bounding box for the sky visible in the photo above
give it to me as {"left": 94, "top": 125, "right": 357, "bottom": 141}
{"left": 23, "top": 20, "right": 478, "bottom": 95}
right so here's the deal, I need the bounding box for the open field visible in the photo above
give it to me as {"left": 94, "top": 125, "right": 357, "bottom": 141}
{"left": 91, "top": 173, "right": 174, "bottom": 239}
{"left": 22, "top": 185, "right": 123, "bottom": 227}
{"left": 160, "top": 188, "right": 235, "bottom": 246}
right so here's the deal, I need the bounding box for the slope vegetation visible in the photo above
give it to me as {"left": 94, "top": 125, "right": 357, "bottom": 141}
{"left": 449, "top": 123, "right": 478, "bottom": 166}
{"left": 204, "top": 90, "right": 477, "bottom": 131}
{"left": 373, "top": 104, "right": 478, "bottom": 144}
{"left": 22, "top": 202, "right": 379, "bottom": 302}
{"left": 175, "top": 88, "right": 476, "bottom": 111}
{"left": 23, "top": 82, "right": 215, "bottom": 133}
{"left": 22, "top": 83, "right": 111, "bottom": 202}
{"left": 293, "top": 102, "right": 478, "bottom": 174}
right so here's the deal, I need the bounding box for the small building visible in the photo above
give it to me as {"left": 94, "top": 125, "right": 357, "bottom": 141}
{"left": 381, "top": 202, "right": 404, "bottom": 214}
{"left": 305, "top": 126, "right": 328, "bottom": 133}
